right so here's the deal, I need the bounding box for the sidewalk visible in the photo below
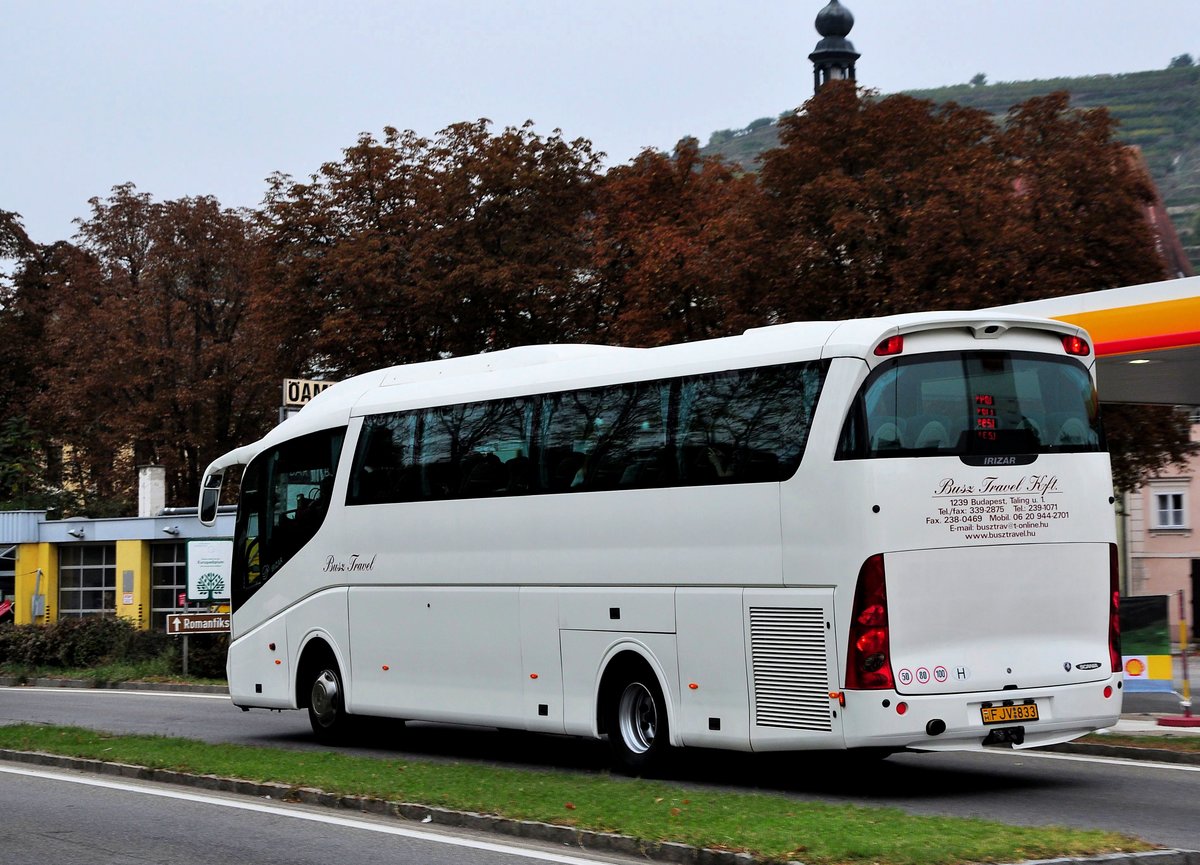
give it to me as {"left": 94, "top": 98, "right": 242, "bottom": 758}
{"left": 1110, "top": 715, "right": 1200, "bottom": 736}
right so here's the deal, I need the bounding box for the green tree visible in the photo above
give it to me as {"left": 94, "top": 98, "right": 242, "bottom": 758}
{"left": 0, "top": 416, "right": 69, "bottom": 512}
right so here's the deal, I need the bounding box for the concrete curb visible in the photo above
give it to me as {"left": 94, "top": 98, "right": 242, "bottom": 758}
{"left": 0, "top": 747, "right": 1196, "bottom": 865}
{"left": 1041, "top": 742, "right": 1200, "bottom": 765}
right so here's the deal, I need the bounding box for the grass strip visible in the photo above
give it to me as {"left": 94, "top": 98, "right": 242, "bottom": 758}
{"left": 0, "top": 724, "right": 1151, "bottom": 865}
{"left": 1079, "top": 733, "right": 1200, "bottom": 753}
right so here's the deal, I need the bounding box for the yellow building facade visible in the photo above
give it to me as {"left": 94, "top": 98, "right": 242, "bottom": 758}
{"left": 1, "top": 509, "right": 233, "bottom": 632}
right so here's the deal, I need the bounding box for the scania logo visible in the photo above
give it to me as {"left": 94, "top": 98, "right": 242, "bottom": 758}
{"left": 1075, "top": 662, "right": 1102, "bottom": 671}
{"left": 1063, "top": 662, "right": 1072, "bottom": 672}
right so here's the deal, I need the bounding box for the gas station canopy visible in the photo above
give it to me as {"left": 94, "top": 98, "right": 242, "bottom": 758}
{"left": 988, "top": 275, "right": 1200, "bottom": 406}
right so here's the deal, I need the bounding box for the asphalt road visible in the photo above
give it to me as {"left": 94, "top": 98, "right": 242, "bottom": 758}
{"left": 1, "top": 687, "right": 1198, "bottom": 851}
{"left": 0, "top": 761, "right": 640, "bottom": 865}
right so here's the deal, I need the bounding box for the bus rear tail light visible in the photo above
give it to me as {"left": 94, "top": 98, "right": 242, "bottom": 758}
{"left": 1108, "top": 543, "right": 1121, "bottom": 673}
{"left": 1062, "top": 335, "right": 1090, "bottom": 356}
{"left": 846, "top": 554, "right": 895, "bottom": 690}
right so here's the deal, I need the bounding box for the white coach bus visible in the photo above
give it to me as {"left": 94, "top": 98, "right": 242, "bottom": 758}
{"left": 199, "top": 311, "right": 1122, "bottom": 772}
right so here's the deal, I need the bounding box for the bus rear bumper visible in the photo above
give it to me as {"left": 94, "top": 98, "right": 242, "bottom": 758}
{"left": 840, "top": 675, "right": 1123, "bottom": 752}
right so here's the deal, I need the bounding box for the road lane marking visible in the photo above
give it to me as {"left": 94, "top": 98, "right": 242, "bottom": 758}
{"left": 978, "top": 747, "right": 1200, "bottom": 772}
{"left": 0, "top": 764, "right": 622, "bottom": 865}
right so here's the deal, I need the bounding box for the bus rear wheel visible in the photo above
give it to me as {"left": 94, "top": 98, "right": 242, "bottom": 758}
{"left": 307, "top": 663, "right": 350, "bottom": 744}
{"left": 605, "top": 667, "right": 669, "bottom": 775}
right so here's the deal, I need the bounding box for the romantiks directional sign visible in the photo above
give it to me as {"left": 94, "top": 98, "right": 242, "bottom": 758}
{"left": 166, "top": 613, "right": 231, "bottom": 635}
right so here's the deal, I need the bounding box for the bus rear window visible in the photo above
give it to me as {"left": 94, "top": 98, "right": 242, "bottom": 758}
{"left": 837, "top": 351, "right": 1102, "bottom": 459}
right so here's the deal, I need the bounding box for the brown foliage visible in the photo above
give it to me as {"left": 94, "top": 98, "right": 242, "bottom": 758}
{"left": 0, "top": 209, "right": 33, "bottom": 263}
{"left": 1103, "top": 404, "right": 1198, "bottom": 492}
{"left": 758, "top": 85, "right": 1164, "bottom": 319}
{"left": 260, "top": 121, "right": 602, "bottom": 376}
{"left": 997, "top": 92, "right": 1166, "bottom": 298}
{"left": 28, "top": 184, "right": 283, "bottom": 509}
{"left": 588, "top": 138, "right": 768, "bottom": 346}
{"left": 0, "top": 88, "right": 1188, "bottom": 508}
{"left": 759, "top": 85, "right": 1016, "bottom": 319}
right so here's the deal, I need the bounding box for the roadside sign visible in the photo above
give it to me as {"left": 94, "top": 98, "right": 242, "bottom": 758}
{"left": 187, "top": 540, "right": 233, "bottom": 602}
{"left": 283, "top": 378, "right": 335, "bottom": 407}
{"left": 166, "top": 612, "right": 231, "bottom": 635}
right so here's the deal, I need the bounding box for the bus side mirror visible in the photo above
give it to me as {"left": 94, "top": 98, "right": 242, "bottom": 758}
{"left": 199, "top": 471, "right": 223, "bottom": 526}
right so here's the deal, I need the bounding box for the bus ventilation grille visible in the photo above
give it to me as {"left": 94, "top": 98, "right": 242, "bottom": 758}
{"left": 749, "top": 607, "right": 832, "bottom": 731}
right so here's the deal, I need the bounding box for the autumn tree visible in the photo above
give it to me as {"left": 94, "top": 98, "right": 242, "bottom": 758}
{"left": 260, "top": 120, "right": 603, "bottom": 377}
{"left": 757, "top": 84, "right": 1177, "bottom": 488}
{"left": 997, "top": 92, "right": 1165, "bottom": 297}
{"left": 758, "top": 85, "right": 1018, "bottom": 320}
{"left": 258, "top": 127, "right": 435, "bottom": 376}
{"left": 587, "top": 137, "right": 768, "bottom": 346}
{"left": 29, "top": 185, "right": 282, "bottom": 511}
{"left": 1103, "top": 404, "right": 1197, "bottom": 493}
{"left": 758, "top": 85, "right": 1163, "bottom": 320}
{"left": 0, "top": 209, "right": 32, "bottom": 265}
{"left": 0, "top": 212, "right": 76, "bottom": 511}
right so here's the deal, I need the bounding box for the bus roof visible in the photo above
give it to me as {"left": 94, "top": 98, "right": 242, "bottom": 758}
{"left": 285, "top": 311, "right": 1078, "bottom": 436}
{"left": 200, "top": 309, "right": 1083, "bottom": 480}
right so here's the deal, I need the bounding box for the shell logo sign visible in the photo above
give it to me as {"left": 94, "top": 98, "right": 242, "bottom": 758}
{"left": 1123, "top": 657, "right": 1147, "bottom": 678}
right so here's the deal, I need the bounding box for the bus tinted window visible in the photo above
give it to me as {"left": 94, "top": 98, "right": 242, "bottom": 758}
{"left": 837, "top": 351, "right": 1102, "bottom": 459}
{"left": 233, "top": 426, "right": 345, "bottom": 607}
{"left": 347, "top": 360, "right": 827, "bottom": 504}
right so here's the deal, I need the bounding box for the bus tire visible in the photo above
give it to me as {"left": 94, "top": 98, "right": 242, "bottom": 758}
{"left": 306, "top": 660, "right": 350, "bottom": 744}
{"left": 604, "top": 663, "right": 670, "bottom": 775}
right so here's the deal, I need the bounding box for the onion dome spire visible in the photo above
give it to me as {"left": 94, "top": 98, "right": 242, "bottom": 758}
{"left": 809, "top": 0, "right": 860, "bottom": 93}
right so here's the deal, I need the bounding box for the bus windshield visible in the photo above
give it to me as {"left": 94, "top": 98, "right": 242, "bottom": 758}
{"left": 233, "top": 426, "right": 345, "bottom": 609}
{"left": 837, "top": 350, "right": 1102, "bottom": 459}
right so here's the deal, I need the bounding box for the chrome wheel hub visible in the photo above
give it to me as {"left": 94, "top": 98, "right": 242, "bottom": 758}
{"left": 617, "top": 682, "right": 657, "bottom": 754}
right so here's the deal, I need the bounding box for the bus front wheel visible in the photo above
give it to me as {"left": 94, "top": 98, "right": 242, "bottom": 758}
{"left": 307, "top": 663, "right": 349, "bottom": 744}
{"left": 605, "top": 667, "right": 670, "bottom": 775}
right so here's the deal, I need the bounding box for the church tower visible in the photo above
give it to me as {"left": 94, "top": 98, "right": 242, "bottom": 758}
{"left": 809, "top": 0, "right": 860, "bottom": 94}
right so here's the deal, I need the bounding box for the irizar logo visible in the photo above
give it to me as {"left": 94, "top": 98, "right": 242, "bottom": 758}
{"left": 982, "top": 456, "right": 1018, "bottom": 466}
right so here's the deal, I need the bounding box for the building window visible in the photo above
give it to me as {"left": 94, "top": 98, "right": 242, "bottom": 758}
{"left": 0, "top": 545, "right": 15, "bottom": 622}
{"left": 151, "top": 542, "right": 188, "bottom": 632}
{"left": 1153, "top": 490, "right": 1187, "bottom": 530}
{"left": 59, "top": 544, "right": 117, "bottom": 618}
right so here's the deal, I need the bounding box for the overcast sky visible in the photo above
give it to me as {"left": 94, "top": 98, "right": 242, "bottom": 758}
{"left": 3, "top": 0, "right": 1198, "bottom": 245}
